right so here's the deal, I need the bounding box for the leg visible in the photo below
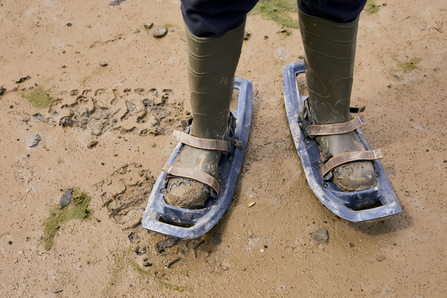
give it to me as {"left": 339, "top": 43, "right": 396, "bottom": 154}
{"left": 164, "top": 0, "right": 258, "bottom": 208}
{"left": 297, "top": 0, "right": 377, "bottom": 192}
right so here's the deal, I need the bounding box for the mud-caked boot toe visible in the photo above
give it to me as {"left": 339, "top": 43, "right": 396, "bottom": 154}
{"left": 164, "top": 144, "right": 221, "bottom": 209}
{"left": 164, "top": 178, "right": 210, "bottom": 209}
{"left": 332, "top": 160, "right": 376, "bottom": 192}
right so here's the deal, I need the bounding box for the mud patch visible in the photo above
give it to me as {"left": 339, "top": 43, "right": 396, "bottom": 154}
{"left": 14, "top": 87, "right": 188, "bottom": 136}
{"left": 96, "top": 163, "right": 224, "bottom": 292}
{"left": 130, "top": 231, "right": 223, "bottom": 274}
{"left": 98, "top": 163, "right": 155, "bottom": 229}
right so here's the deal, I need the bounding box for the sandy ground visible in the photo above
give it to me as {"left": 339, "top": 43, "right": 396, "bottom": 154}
{"left": 1, "top": 0, "right": 447, "bottom": 297}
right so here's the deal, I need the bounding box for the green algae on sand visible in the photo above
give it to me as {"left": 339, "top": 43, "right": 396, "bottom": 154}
{"left": 21, "top": 85, "right": 53, "bottom": 109}
{"left": 43, "top": 189, "right": 90, "bottom": 250}
{"left": 250, "top": 0, "right": 298, "bottom": 29}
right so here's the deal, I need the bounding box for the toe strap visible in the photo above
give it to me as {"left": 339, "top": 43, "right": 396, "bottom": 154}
{"left": 320, "top": 149, "right": 383, "bottom": 177}
{"left": 162, "top": 164, "right": 221, "bottom": 195}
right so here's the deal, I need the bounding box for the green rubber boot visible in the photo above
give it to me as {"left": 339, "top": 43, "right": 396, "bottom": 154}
{"left": 164, "top": 23, "right": 245, "bottom": 208}
{"left": 299, "top": 10, "right": 376, "bottom": 192}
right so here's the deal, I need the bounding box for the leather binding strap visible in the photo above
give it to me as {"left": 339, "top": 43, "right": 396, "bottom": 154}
{"left": 308, "top": 116, "right": 366, "bottom": 136}
{"left": 320, "top": 149, "right": 383, "bottom": 177}
{"left": 162, "top": 164, "right": 221, "bottom": 195}
{"left": 172, "top": 130, "right": 230, "bottom": 151}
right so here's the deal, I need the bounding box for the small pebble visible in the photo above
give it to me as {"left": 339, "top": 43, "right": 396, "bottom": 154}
{"left": 377, "top": 255, "right": 386, "bottom": 262}
{"left": 144, "top": 22, "right": 154, "bottom": 29}
{"left": 128, "top": 232, "right": 137, "bottom": 242}
{"left": 109, "top": 0, "right": 126, "bottom": 6}
{"left": 0, "top": 86, "right": 5, "bottom": 95}
{"left": 100, "top": 61, "right": 108, "bottom": 67}
{"left": 311, "top": 228, "right": 329, "bottom": 242}
{"left": 67, "top": 23, "right": 72, "bottom": 27}
{"left": 153, "top": 27, "right": 168, "bottom": 38}
{"left": 16, "top": 76, "right": 30, "bottom": 83}
{"left": 31, "top": 114, "right": 44, "bottom": 122}
{"left": 88, "top": 140, "right": 98, "bottom": 149}
{"left": 60, "top": 189, "right": 73, "bottom": 208}
{"left": 8, "top": 241, "right": 13, "bottom": 245}
{"left": 135, "top": 246, "right": 147, "bottom": 255}
{"left": 26, "top": 133, "right": 41, "bottom": 148}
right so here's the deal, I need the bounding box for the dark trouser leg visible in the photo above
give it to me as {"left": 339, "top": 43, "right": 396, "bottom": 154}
{"left": 297, "top": 0, "right": 367, "bottom": 23}
{"left": 181, "top": 0, "right": 258, "bottom": 37}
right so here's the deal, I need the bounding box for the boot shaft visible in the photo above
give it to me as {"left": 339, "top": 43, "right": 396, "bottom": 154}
{"left": 299, "top": 10, "right": 359, "bottom": 124}
{"left": 185, "top": 23, "right": 245, "bottom": 139}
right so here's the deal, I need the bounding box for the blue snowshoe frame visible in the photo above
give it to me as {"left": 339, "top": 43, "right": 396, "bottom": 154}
{"left": 142, "top": 78, "right": 252, "bottom": 238}
{"left": 283, "top": 62, "right": 401, "bottom": 222}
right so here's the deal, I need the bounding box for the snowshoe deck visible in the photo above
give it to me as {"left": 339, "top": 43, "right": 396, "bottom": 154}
{"left": 283, "top": 62, "right": 401, "bottom": 222}
{"left": 142, "top": 78, "right": 252, "bottom": 238}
